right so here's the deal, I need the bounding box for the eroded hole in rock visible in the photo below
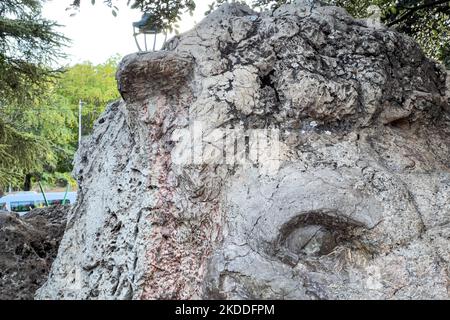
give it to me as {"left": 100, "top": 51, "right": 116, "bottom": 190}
{"left": 272, "top": 212, "right": 366, "bottom": 266}
{"left": 259, "top": 70, "right": 281, "bottom": 104}
{"left": 260, "top": 71, "right": 274, "bottom": 88}
{"left": 390, "top": 117, "right": 410, "bottom": 129}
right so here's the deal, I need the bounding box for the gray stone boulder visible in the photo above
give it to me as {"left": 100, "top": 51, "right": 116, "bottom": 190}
{"left": 37, "top": 2, "right": 449, "bottom": 300}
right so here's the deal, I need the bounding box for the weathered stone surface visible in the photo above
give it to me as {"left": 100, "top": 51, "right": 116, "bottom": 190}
{"left": 0, "top": 206, "right": 68, "bottom": 300}
{"left": 37, "top": 2, "right": 449, "bottom": 300}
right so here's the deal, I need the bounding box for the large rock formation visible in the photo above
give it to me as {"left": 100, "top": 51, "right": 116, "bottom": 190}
{"left": 0, "top": 206, "right": 68, "bottom": 299}
{"left": 37, "top": 2, "right": 449, "bottom": 300}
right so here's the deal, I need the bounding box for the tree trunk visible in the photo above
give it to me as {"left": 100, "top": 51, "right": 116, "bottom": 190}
{"left": 23, "top": 174, "right": 32, "bottom": 191}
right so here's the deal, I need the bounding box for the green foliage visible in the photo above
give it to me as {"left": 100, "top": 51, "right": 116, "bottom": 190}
{"left": 0, "top": 93, "right": 74, "bottom": 190}
{"left": 0, "top": 0, "right": 68, "bottom": 192}
{"left": 0, "top": 57, "right": 120, "bottom": 192}
{"left": 130, "top": 0, "right": 196, "bottom": 33}
{"left": 0, "top": 0, "right": 68, "bottom": 106}
{"left": 54, "top": 57, "right": 121, "bottom": 136}
{"left": 56, "top": 56, "right": 120, "bottom": 108}
{"left": 0, "top": 120, "right": 52, "bottom": 188}
{"left": 39, "top": 171, "right": 78, "bottom": 190}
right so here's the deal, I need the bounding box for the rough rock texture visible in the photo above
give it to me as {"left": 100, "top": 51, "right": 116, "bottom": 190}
{"left": 0, "top": 206, "right": 68, "bottom": 299}
{"left": 37, "top": 2, "right": 449, "bottom": 300}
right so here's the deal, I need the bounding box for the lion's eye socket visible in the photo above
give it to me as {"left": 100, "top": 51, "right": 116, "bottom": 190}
{"left": 272, "top": 212, "right": 366, "bottom": 266}
{"left": 285, "top": 225, "right": 338, "bottom": 257}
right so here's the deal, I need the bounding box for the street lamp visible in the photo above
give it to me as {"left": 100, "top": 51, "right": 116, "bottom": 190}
{"left": 78, "top": 99, "right": 85, "bottom": 146}
{"left": 132, "top": 13, "right": 166, "bottom": 52}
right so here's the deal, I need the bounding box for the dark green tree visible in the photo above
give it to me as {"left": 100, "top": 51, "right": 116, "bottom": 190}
{"left": 0, "top": 0, "right": 67, "bottom": 105}
{"left": 0, "top": 0, "right": 67, "bottom": 192}
{"left": 0, "top": 121, "right": 51, "bottom": 193}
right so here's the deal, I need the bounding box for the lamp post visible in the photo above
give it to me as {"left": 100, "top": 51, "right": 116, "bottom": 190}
{"left": 78, "top": 99, "right": 84, "bottom": 146}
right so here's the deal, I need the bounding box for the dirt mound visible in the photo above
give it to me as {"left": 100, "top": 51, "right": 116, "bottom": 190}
{"left": 0, "top": 206, "right": 69, "bottom": 300}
